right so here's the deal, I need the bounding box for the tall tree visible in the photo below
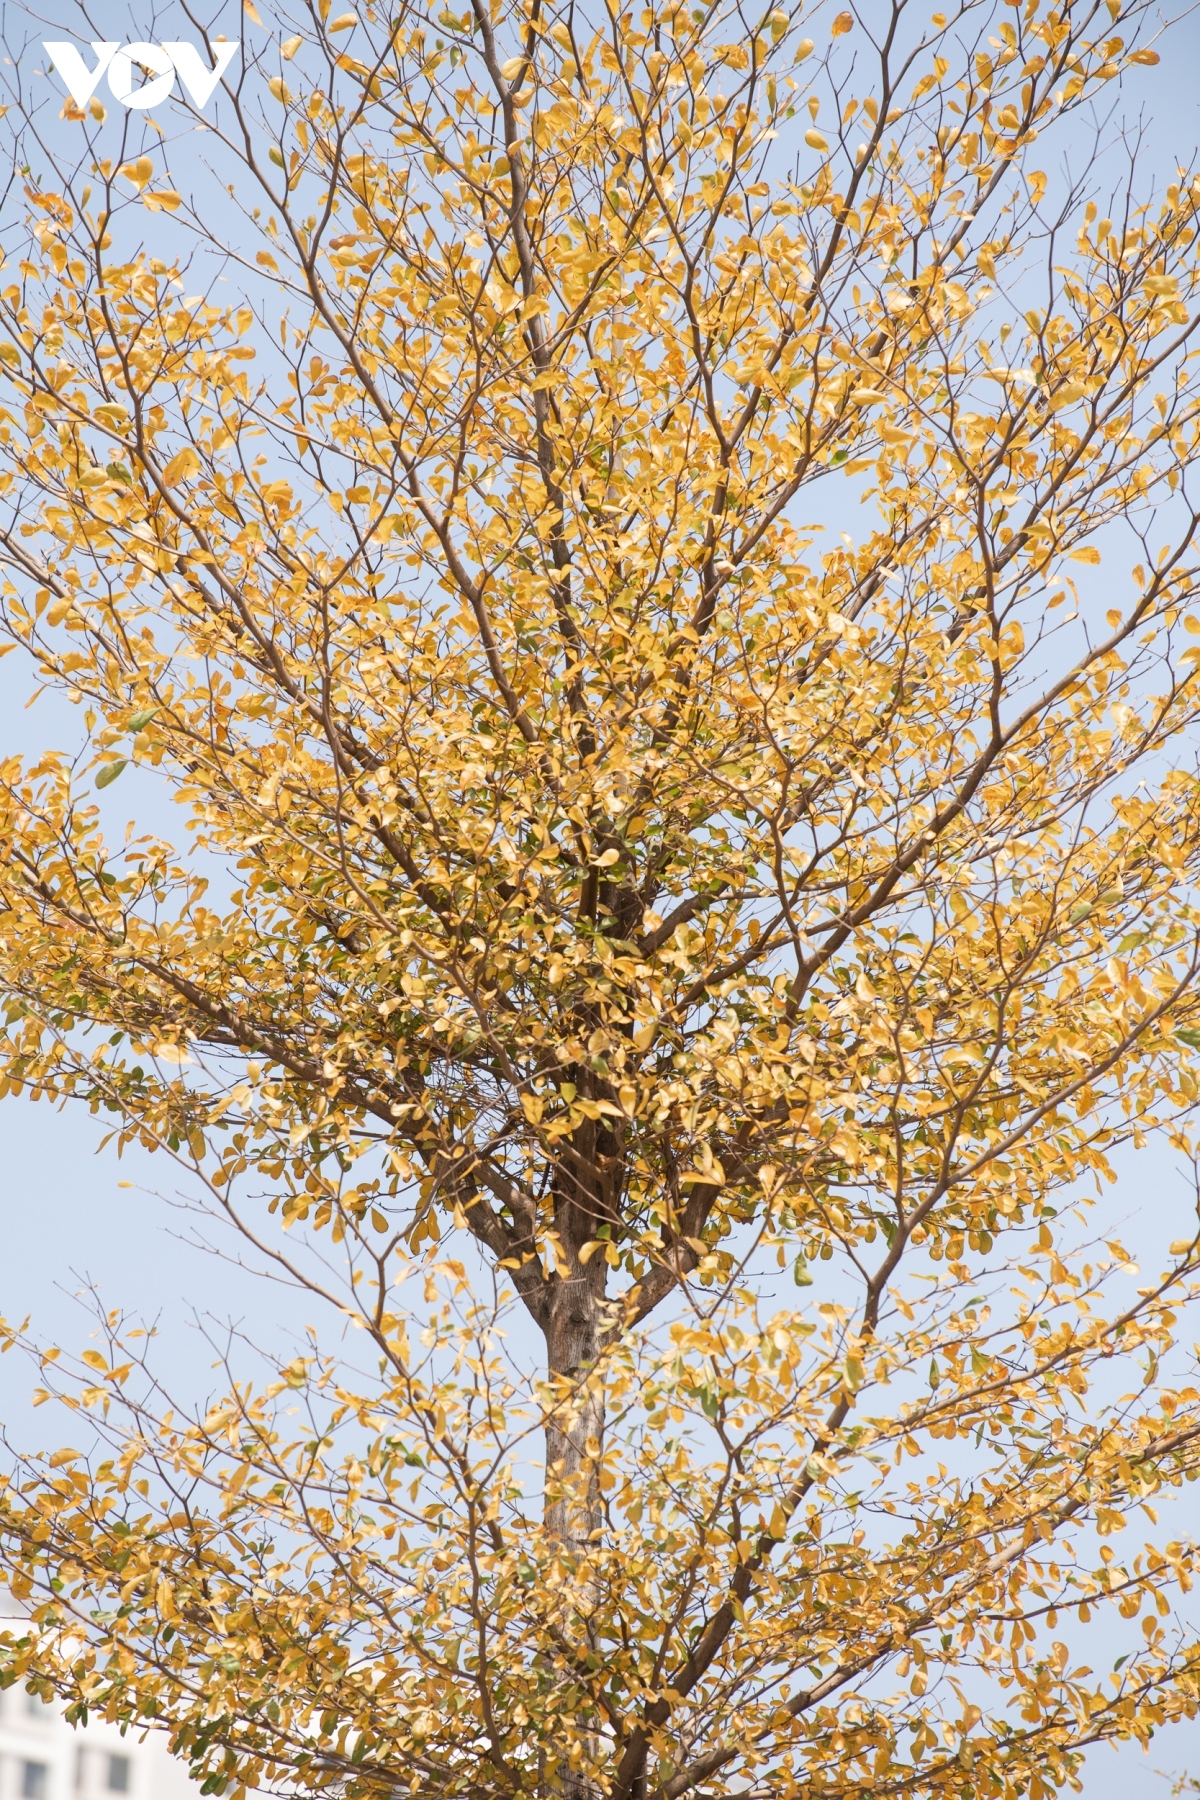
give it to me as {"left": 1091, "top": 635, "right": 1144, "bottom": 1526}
{"left": 3, "top": 0, "right": 1200, "bottom": 1796}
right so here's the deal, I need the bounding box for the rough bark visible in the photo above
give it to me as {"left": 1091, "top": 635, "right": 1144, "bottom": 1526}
{"left": 542, "top": 1099, "right": 613, "bottom": 1552}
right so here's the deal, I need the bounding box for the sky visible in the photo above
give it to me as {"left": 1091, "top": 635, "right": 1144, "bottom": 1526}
{"left": 4, "top": 3, "right": 1200, "bottom": 1796}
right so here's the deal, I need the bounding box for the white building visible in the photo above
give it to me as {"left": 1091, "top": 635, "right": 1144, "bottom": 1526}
{"left": 0, "top": 1684, "right": 194, "bottom": 1800}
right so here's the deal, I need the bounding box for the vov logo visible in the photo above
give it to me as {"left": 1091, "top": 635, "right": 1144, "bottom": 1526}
{"left": 45, "top": 40, "right": 240, "bottom": 110}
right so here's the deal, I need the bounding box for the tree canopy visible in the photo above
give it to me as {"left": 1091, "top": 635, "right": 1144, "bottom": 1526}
{"left": 3, "top": 1, "right": 1200, "bottom": 1797}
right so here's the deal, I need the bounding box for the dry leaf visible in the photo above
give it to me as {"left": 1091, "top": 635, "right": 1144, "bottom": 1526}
{"left": 161, "top": 447, "right": 201, "bottom": 487}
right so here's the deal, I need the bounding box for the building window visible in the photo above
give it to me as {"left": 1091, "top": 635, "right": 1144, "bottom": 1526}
{"left": 106, "top": 1759, "right": 131, "bottom": 1795}
{"left": 22, "top": 1763, "right": 48, "bottom": 1800}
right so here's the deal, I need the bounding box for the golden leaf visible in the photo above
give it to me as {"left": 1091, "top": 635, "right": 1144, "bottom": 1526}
{"left": 161, "top": 447, "right": 201, "bottom": 487}
{"left": 119, "top": 157, "right": 154, "bottom": 191}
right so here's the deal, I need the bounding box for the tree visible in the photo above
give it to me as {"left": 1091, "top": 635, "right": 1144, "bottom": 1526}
{"left": 3, "top": 0, "right": 1200, "bottom": 1794}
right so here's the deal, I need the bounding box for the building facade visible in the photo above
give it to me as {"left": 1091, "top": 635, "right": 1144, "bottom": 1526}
{"left": 0, "top": 1685, "right": 193, "bottom": 1800}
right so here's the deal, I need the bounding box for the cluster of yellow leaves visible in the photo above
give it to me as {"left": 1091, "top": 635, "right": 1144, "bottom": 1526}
{"left": 3, "top": 1264, "right": 1200, "bottom": 1800}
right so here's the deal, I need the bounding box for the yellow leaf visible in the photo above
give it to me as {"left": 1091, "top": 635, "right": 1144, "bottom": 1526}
{"left": 681, "top": 1161, "right": 725, "bottom": 1187}
{"left": 805, "top": 129, "right": 828, "bottom": 151}
{"left": 119, "top": 157, "right": 154, "bottom": 192}
{"left": 831, "top": 10, "right": 853, "bottom": 34}
{"left": 1068, "top": 546, "right": 1101, "bottom": 565}
{"left": 281, "top": 34, "right": 302, "bottom": 58}
{"left": 143, "top": 190, "right": 181, "bottom": 212}
{"left": 161, "top": 447, "right": 201, "bottom": 488}
{"left": 329, "top": 12, "right": 358, "bottom": 30}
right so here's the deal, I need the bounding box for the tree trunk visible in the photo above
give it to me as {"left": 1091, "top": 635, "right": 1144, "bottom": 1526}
{"left": 543, "top": 1226, "right": 607, "bottom": 1552}
{"left": 539, "top": 1072, "right": 619, "bottom": 1799}
{"left": 541, "top": 1076, "right": 618, "bottom": 1550}
{"left": 543, "top": 1252, "right": 607, "bottom": 1800}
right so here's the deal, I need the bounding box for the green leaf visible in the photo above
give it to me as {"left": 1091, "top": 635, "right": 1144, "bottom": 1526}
{"left": 793, "top": 1254, "right": 813, "bottom": 1287}
{"left": 127, "top": 709, "right": 157, "bottom": 731}
{"left": 1176, "top": 1028, "right": 1200, "bottom": 1050}
{"left": 95, "top": 759, "right": 128, "bottom": 790}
